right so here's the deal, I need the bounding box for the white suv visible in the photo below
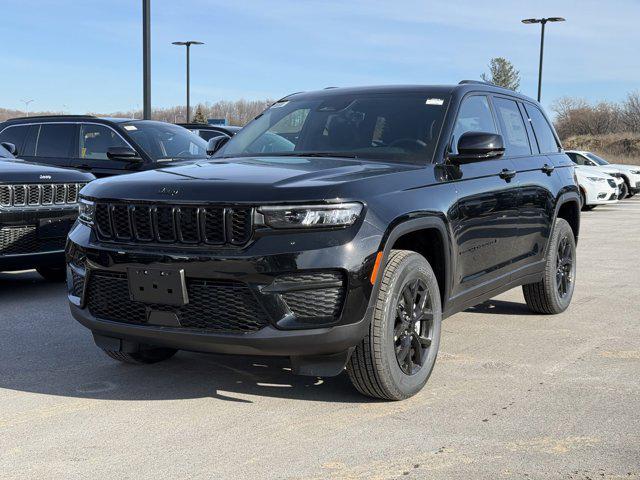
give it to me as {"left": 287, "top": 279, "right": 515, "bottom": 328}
{"left": 566, "top": 150, "right": 640, "bottom": 199}
{"left": 574, "top": 167, "right": 620, "bottom": 210}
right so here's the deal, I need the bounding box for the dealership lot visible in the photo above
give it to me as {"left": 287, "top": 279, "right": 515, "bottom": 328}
{"left": 1, "top": 199, "right": 639, "bottom": 479}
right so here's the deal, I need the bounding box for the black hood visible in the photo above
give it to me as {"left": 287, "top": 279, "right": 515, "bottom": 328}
{"left": 0, "top": 159, "right": 95, "bottom": 184}
{"left": 82, "top": 156, "right": 431, "bottom": 203}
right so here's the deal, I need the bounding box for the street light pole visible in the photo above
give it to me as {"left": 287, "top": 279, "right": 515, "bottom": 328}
{"left": 172, "top": 41, "right": 204, "bottom": 123}
{"left": 20, "top": 99, "right": 34, "bottom": 116}
{"left": 521, "top": 17, "right": 565, "bottom": 102}
{"left": 142, "top": 0, "right": 151, "bottom": 119}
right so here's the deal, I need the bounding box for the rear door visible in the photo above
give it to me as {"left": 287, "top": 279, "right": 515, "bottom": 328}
{"left": 448, "top": 94, "right": 520, "bottom": 301}
{"left": 491, "top": 96, "right": 555, "bottom": 273}
{"left": 20, "top": 123, "right": 77, "bottom": 168}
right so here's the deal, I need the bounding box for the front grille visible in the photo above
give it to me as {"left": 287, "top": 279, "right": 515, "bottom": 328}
{"left": 86, "top": 271, "right": 269, "bottom": 333}
{"left": 94, "top": 202, "right": 253, "bottom": 247}
{"left": 0, "top": 183, "right": 86, "bottom": 208}
{"left": 0, "top": 226, "right": 66, "bottom": 255}
{"left": 69, "top": 269, "right": 85, "bottom": 297}
{"left": 607, "top": 179, "right": 617, "bottom": 188}
{"left": 276, "top": 271, "right": 346, "bottom": 320}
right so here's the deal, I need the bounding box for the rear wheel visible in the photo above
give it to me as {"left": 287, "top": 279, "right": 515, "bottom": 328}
{"left": 36, "top": 265, "right": 67, "bottom": 282}
{"left": 347, "top": 250, "right": 442, "bottom": 401}
{"left": 101, "top": 347, "right": 178, "bottom": 364}
{"left": 523, "top": 218, "right": 576, "bottom": 314}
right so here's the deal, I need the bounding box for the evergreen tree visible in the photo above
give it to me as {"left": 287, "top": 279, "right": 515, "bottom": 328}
{"left": 481, "top": 57, "right": 521, "bottom": 91}
{"left": 192, "top": 104, "right": 207, "bottom": 124}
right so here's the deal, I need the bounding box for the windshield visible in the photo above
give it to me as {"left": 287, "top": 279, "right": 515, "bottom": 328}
{"left": 122, "top": 121, "right": 208, "bottom": 161}
{"left": 215, "top": 93, "right": 450, "bottom": 164}
{"left": 585, "top": 152, "right": 609, "bottom": 165}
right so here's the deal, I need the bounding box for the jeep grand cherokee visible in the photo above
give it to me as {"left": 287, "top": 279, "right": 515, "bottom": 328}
{"left": 67, "top": 82, "right": 580, "bottom": 400}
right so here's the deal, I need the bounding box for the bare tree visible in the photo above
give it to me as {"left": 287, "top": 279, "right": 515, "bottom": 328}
{"left": 620, "top": 91, "right": 640, "bottom": 133}
{"left": 481, "top": 57, "right": 521, "bottom": 91}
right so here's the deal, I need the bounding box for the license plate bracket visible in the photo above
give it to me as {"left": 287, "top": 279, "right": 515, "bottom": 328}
{"left": 127, "top": 267, "right": 188, "bottom": 306}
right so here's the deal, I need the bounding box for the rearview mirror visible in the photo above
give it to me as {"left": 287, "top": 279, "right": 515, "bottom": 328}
{"left": 106, "top": 146, "right": 142, "bottom": 162}
{"left": 207, "top": 135, "right": 230, "bottom": 155}
{"left": 1, "top": 142, "right": 17, "bottom": 156}
{"left": 448, "top": 132, "right": 505, "bottom": 165}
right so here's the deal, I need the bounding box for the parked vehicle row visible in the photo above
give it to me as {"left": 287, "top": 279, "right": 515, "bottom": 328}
{"left": 9, "top": 83, "right": 635, "bottom": 399}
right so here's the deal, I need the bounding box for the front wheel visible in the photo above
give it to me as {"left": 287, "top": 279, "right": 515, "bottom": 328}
{"left": 619, "top": 182, "right": 629, "bottom": 200}
{"left": 347, "top": 250, "right": 442, "bottom": 401}
{"left": 522, "top": 218, "right": 576, "bottom": 314}
{"left": 36, "top": 265, "right": 67, "bottom": 282}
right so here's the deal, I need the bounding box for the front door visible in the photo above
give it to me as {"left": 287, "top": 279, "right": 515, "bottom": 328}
{"left": 448, "top": 94, "right": 520, "bottom": 301}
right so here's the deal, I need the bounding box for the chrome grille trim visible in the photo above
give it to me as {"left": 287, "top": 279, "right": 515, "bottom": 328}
{"left": 0, "top": 183, "right": 86, "bottom": 208}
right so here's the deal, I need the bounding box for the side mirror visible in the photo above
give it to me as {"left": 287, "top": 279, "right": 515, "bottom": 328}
{"left": 448, "top": 132, "right": 505, "bottom": 165}
{"left": 1, "top": 142, "right": 17, "bottom": 156}
{"left": 207, "top": 135, "right": 230, "bottom": 155}
{"left": 106, "top": 146, "right": 142, "bottom": 162}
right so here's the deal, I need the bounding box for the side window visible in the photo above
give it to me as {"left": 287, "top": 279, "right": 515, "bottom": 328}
{"left": 0, "top": 125, "right": 29, "bottom": 153}
{"left": 493, "top": 97, "right": 531, "bottom": 157}
{"left": 566, "top": 152, "right": 579, "bottom": 164}
{"left": 524, "top": 104, "right": 560, "bottom": 154}
{"left": 452, "top": 95, "right": 497, "bottom": 150}
{"left": 79, "top": 124, "right": 128, "bottom": 160}
{"left": 35, "top": 124, "right": 76, "bottom": 157}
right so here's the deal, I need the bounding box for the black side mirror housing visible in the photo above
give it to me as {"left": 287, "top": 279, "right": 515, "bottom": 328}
{"left": 207, "top": 135, "right": 230, "bottom": 155}
{"left": 448, "top": 132, "right": 505, "bottom": 165}
{"left": 106, "top": 146, "right": 142, "bottom": 162}
{"left": 1, "top": 142, "right": 17, "bottom": 156}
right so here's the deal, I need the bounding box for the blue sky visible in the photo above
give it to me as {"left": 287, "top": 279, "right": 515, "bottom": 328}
{"left": 2, "top": 0, "right": 638, "bottom": 114}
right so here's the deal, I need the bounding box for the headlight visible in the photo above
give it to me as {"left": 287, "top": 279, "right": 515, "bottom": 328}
{"left": 586, "top": 176, "right": 605, "bottom": 183}
{"left": 259, "top": 202, "right": 363, "bottom": 229}
{"left": 78, "top": 198, "right": 95, "bottom": 225}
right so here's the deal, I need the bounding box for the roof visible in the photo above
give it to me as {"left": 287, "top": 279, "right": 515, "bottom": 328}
{"left": 282, "top": 82, "right": 539, "bottom": 104}
{"left": 176, "top": 123, "right": 242, "bottom": 131}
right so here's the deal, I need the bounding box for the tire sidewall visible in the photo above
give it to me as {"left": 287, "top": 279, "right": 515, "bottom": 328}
{"left": 379, "top": 253, "right": 442, "bottom": 398}
{"left": 547, "top": 219, "right": 577, "bottom": 312}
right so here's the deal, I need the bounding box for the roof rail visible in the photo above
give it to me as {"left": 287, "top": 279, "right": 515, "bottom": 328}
{"left": 324, "top": 86, "right": 338, "bottom": 89}
{"left": 6, "top": 114, "right": 98, "bottom": 121}
{"left": 458, "top": 80, "right": 495, "bottom": 86}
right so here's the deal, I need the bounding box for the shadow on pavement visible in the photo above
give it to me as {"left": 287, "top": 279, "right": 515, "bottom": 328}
{"left": 0, "top": 272, "right": 372, "bottom": 405}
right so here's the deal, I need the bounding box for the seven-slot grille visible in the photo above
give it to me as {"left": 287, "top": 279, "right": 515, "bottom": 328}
{"left": 95, "top": 203, "right": 253, "bottom": 246}
{"left": 0, "top": 183, "right": 85, "bottom": 208}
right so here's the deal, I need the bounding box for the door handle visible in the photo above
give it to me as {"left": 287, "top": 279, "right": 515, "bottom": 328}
{"left": 542, "top": 164, "right": 555, "bottom": 175}
{"left": 499, "top": 169, "right": 517, "bottom": 181}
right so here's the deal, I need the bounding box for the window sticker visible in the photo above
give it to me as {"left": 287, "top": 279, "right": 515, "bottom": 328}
{"left": 425, "top": 98, "right": 444, "bottom": 106}
{"left": 123, "top": 125, "right": 137, "bottom": 131}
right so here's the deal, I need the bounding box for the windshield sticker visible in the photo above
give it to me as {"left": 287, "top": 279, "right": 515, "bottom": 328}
{"left": 425, "top": 98, "right": 444, "bottom": 106}
{"left": 124, "top": 125, "right": 138, "bottom": 131}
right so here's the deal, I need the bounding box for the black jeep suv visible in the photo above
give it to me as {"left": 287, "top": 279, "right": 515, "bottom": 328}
{"left": 67, "top": 82, "right": 580, "bottom": 400}
{"left": 0, "top": 116, "right": 208, "bottom": 178}
{"left": 0, "top": 142, "right": 94, "bottom": 280}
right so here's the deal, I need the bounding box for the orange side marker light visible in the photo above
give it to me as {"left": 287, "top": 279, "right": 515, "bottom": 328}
{"left": 370, "top": 251, "right": 383, "bottom": 285}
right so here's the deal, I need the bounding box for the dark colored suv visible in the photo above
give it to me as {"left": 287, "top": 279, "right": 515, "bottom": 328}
{"left": 67, "top": 82, "right": 580, "bottom": 400}
{"left": 0, "top": 142, "right": 94, "bottom": 280}
{"left": 177, "top": 123, "right": 242, "bottom": 141}
{"left": 0, "top": 116, "right": 209, "bottom": 178}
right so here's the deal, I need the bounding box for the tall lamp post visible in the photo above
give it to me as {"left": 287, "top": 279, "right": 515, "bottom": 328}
{"left": 143, "top": 0, "right": 151, "bottom": 119}
{"left": 172, "top": 40, "right": 204, "bottom": 123}
{"left": 20, "top": 99, "right": 34, "bottom": 116}
{"left": 521, "top": 17, "right": 565, "bottom": 102}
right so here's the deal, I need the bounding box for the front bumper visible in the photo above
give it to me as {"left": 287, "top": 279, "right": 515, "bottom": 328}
{"left": 67, "top": 220, "right": 382, "bottom": 358}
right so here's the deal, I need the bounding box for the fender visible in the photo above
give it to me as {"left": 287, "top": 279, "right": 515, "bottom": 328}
{"left": 546, "top": 190, "right": 581, "bottom": 254}
{"left": 367, "top": 213, "right": 453, "bottom": 315}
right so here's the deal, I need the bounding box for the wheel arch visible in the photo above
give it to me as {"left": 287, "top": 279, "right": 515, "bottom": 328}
{"left": 374, "top": 215, "right": 452, "bottom": 311}
{"left": 555, "top": 192, "right": 581, "bottom": 244}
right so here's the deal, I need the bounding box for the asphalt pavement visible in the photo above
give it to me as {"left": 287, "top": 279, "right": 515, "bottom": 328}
{"left": 1, "top": 197, "right": 639, "bottom": 479}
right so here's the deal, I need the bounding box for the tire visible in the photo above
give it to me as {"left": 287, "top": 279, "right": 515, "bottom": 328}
{"left": 346, "top": 250, "right": 442, "bottom": 401}
{"left": 522, "top": 218, "right": 576, "bottom": 314}
{"left": 101, "top": 347, "right": 178, "bottom": 364}
{"left": 36, "top": 265, "right": 67, "bottom": 282}
{"left": 619, "top": 181, "right": 628, "bottom": 200}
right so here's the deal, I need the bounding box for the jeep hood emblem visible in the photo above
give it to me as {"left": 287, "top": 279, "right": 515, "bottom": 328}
{"left": 158, "top": 186, "right": 180, "bottom": 196}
